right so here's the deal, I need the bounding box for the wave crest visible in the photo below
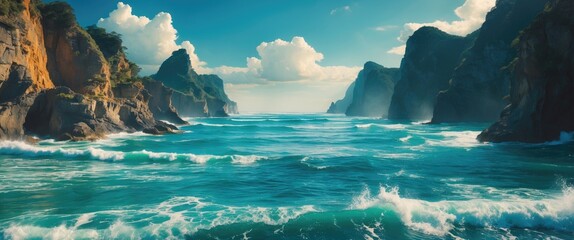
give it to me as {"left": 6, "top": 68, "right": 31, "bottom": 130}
{"left": 349, "top": 186, "right": 574, "bottom": 236}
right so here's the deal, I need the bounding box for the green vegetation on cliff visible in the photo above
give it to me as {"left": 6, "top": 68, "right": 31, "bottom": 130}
{"left": 0, "top": 0, "right": 24, "bottom": 16}
{"left": 38, "top": 1, "right": 76, "bottom": 28}
{"left": 86, "top": 25, "right": 141, "bottom": 86}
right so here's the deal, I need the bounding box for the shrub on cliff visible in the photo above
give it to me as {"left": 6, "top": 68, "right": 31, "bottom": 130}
{"left": 0, "top": 0, "right": 24, "bottom": 16}
{"left": 86, "top": 25, "right": 123, "bottom": 58}
{"left": 38, "top": 1, "right": 76, "bottom": 29}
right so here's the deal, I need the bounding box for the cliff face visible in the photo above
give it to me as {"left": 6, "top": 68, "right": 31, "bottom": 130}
{"left": 152, "top": 49, "right": 238, "bottom": 117}
{"left": 432, "top": 0, "right": 549, "bottom": 123}
{"left": 25, "top": 87, "right": 176, "bottom": 141}
{"left": 327, "top": 82, "right": 355, "bottom": 114}
{"left": 0, "top": 0, "right": 53, "bottom": 139}
{"left": 388, "top": 27, "right": 476, "bottom": 121}
{"left": 0, "top": 1, "right": 178, "bottom": 141}
{"left": 140, "top": 80, "right": 187, "bottom": 125}
{"left": 478, "top": 0, "right": 574, "bottom": 143}
{"left": 41, "top": 3, "right": 111, "bottom": 97}
{"left": 171, "top": 90, "right": 209, "bottom": 117}
{"left": 0, "top": 0, "right": 53, "bottom": 99}
{"left": 345, "top": 62, "right": 400, "bottom": 117}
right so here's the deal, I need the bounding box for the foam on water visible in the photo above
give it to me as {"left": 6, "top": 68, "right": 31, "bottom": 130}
{"left": 3, "top": 197, "right": 318, "bottom": 239}
{"left": 426, "top": 131, "right": 484, "bottom": 148}
{"left": 350, "top": 186, "right": 574, "bottom": 236}
{"left": 355, "top": 124, "right": 407, "bottom": 130}
{"left": 0, "top": 142, "right": 268, "bottom": 164}
{"left": 0, "top": 141, "right": 124, "bottom": 161}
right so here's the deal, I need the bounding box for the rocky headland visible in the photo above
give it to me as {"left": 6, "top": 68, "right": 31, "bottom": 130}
{"left": 0, "top": 1, "right": 236, "bottom": 141}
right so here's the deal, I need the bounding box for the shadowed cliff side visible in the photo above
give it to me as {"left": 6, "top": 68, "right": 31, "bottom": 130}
{"left": 388, "top": 27, "right": 476, "bottom": 121}
{"left": 345, "top": 62, "right": 400, "bottom": 117}
{"left": 432, "top": 0, "right": 549, "bottom": 123}
{"left": 152, "top": 49, "right": 238, "bottom": 117}
{"left": 478, "top": 0, "right": 574, "bottom": 143}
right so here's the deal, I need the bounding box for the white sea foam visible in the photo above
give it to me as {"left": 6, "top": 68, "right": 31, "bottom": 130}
{"left": 544, "top": 131, "right": 574, "bottom": 145}
{"left": 3, "top": 197, "right": 319, "bottom": 239}
{"left": 399, "top": 135, "right": 412, "bottom": 142}
{"left": 0, "top": 141, "right": 124, "bottom": 161}
{"left": 426, "top": 131, "right": 483, "bottom": 148}
{"left": 350, "top": 186, "right": 574, "bottom": 236}
{"left": 231, "top": 155, "right": 266, "bottom": 165}
{"left": 375, "top": 153, "right": 417, "bottom": 160}
{"left": 0, "top": 141, "right": 267, "bottom": 164}
{"left": 74, "top": 213, "right": 95, "bottom": 228}
{"left": 355, "top": 123, "right": 407, "bottom": 130}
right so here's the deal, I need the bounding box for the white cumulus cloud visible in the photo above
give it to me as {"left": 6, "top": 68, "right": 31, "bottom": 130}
{"left": 213, "top": 36, "right": 361, "bottom": 84}
{"left": 399, "top": 0, "right": 495, "bottom": 41}
{"left": 388, "top": 0, "right": 496, "bottom": 56}
{"left": 97, "top": 2, "right": 208, "bottom": 75}
{"left": 387, "top": 45, "right": 406, "bottom": 55}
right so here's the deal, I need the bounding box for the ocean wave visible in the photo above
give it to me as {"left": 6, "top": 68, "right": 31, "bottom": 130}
{"left": 0, "top": 141, "right": 124, "bottom": 161}
{"left": 543, "top": 131, "right": 574, "bottom": 145}
{"left": 425, "top": 131, "right": 484, "bottom": 148}
{"left": 4, "top": 187, "right": 573, "bottom": 239}
{"left": 0, "top": 141, "right": 268, "bottom": 164}
{"left": 349, "top": 186, "right": 574, "bottom": 236}
{"left": 355, "top": 124, "right": 407, "bottom": 130}
{"left": 3, "top": 197, "right": 318, "bottom": 239}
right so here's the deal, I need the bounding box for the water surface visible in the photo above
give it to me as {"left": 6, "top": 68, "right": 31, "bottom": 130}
{"left": 1, "top": 114, "right": 573, "bottom": 239}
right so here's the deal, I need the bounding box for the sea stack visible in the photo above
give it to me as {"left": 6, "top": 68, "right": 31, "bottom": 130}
{"left": 152, "top": 49, "right": 238, "bottom": 117}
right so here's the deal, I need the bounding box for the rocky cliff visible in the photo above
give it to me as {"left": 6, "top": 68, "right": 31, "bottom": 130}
{"left": 345, "top": 62, "right": 400, "bottom": 117}
{"left": 0, "top": 1, "right": 178, "bottom": 141}
{"left": 140, "top": 79, "right": 187, "bottom": 125}
{"left": 0, "top": 0, "right": 53, "bottom": 98}
{"left": 152, "top": 49, "right": 237, "bottom": 117}
{"left": 40, "top": 2, "right": 111, "bottom": 97}
{"left": 432, "top": 0, "right": 549, "bottom": 123}
{"left": 85, "top": 25, "right": 186, "bottom": 125}
{"left": 327, "top": 82, "right": 354, "bottom": 114}
{"left": 478, "top": 0, "right": 574, "bottom": 143}
{"left": 388, "top": 27, "right": 476, "bottom": 121}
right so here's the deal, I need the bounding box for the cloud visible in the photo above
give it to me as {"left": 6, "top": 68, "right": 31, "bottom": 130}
{"left": 97, "top": 2, "right": 208, "bottom": 75}
{"left": 330, "top": 5, "right": 351, "bottom": 15}
{"left": 213, "top": 37, "right": 361, "bottom": 84}
{"left": 387, "top": 45, "right": 406, "bottom": 55}
{"left": 374, "top": 25, "right": 398, "bottom": 32}
{"left": 398, "top": 0, "right": 495, "bottom": 42}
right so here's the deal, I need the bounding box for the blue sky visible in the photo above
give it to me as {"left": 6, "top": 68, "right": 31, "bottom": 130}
{"left": 55, "top": 0, "right": 495, "bottom": 112}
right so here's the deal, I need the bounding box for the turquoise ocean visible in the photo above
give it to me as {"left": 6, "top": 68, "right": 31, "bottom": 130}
{"left": 1, "top": 114, "right": 573, "bottom": 239}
